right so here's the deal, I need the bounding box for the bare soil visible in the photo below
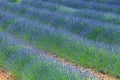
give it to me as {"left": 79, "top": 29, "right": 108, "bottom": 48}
{"left": 0, "top": 69, "right": 15, "bottom": 80}
{"left": 47, "top": 53, "right": 117, "bottom": 80}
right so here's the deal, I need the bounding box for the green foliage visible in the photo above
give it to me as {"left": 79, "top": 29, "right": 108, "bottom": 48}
{"left": 104, "top": 13, "right": 116, "bottom": 21}
{"left": 0, "top": 0, "right": 120, "bottom": 79}
{"left": 21, "top": 57, "right": 84, "bottom": 80}
{"left": 10, "top": 0, "right": 21, "bottom": 3}
{"left": 0, "top": 46, "right": 19, "bottom": 67}
{"left": 88, "top": 27, "right": 103, "bottom": 41}
{"left": 4, "top": 52, "right": 36, "bottom": 77}
{"left": 0, "top": 18, "right": 16, "bottom": 31}
{"left": 57, "top": 6, "right": 76, "bottom": 14}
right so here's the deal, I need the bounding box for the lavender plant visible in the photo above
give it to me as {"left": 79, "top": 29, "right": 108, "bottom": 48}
{"left": 0, "top": 0, "right": 120, "bottom": 78}
{"left": 21, "top": 0, "right": 120, "bottom": 25}
{"left": 0, "top": 32, "right": 103, "bottom": 80}
{"left": 0, "top": 2, "right": 120, "bottom": 45}
{"left": 0, "top": 14, "right": 120, "bottom": 77}
{"left": 83, "top": 0, "right": 120, "bottom": 5}
{"left": 40, "top": 0, "right": 120, "bottom": 14}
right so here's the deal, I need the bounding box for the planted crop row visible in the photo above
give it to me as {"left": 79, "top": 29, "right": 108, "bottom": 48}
{"left": 6, "top": 0, "right": 120, "bottom": 6}
{"left": 20, "top": 0, "right": 120, "bottom": 25}
{"left": 0, "top": 10, "right": 120, "bottom": 78}
{"left": 5, "top": 0, "right": 120, "bottom": 14}
{"left": 0, "top": 32, "right": 95, "bottom": 80}
{"left": 40, "top": 0, "right": 120, "bottom": 14}
{"left": 0, "top": 1, "right": 120, "bottom": 45}
{"left": 0, "top": 10, "right": 120, "bottom": 54}
{"left": 82, "top": 0, "right": 120, "bottom": 5}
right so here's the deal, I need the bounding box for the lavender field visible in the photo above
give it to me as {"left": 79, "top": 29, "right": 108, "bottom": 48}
{"left": 0, "top": 0, "right": 120, "bottom": 80}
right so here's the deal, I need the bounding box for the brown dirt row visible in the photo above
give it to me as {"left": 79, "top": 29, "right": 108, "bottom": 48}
{"left": 46, "top": 53, "right": 118, "bottom": 80}
{"left": 0, "top": 69, "right": 15, "bottom": 80}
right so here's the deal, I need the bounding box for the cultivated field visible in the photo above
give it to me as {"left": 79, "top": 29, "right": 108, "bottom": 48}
{"left": 0, "top": 0, "right": 120, "bottom": 80}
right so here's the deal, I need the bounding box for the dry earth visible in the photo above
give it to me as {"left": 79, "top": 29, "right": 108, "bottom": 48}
{"left": 0, "top": 69, "right": 15, "bottom": 80}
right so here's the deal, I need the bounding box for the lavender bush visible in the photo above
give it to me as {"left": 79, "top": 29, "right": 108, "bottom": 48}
{"left": 0, "top": 0, "right": 120, "bottom": 79}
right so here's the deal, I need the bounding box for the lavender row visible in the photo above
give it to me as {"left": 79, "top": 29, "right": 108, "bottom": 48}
{"left": 20, "top": 0, "right": 120, "bottom": 25}
{"left": 40, "top": 0, "right": 120, "bottom": 14}
{"left": 0, "top": 10, "right": 120, "bottom": 55}
{"left": 0, "top": 10, "right": 120, "bottom": 77}
{"left": 82, "top": 0, "right": 120, "bottom": 5}
{"left": 0, "top": 1, "right": 120, "bottom": 45}
{"left": 0, "top": 32, "right": 94, "bottom": 80}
